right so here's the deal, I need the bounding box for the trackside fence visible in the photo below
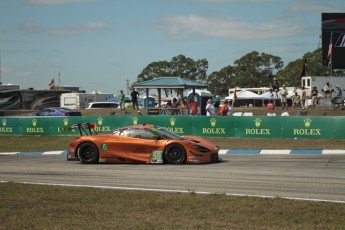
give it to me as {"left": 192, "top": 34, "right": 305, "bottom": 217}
{"left": 1, "top": 115, "right": 345, "bottom": 139}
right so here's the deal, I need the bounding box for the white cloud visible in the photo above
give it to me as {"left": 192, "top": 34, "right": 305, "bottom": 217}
{"left": 287, "top": 3, "right": 343, "bottom": 13}
{"left": 27, "top": 0, "right": 96, "bottom": 5}
{"left": 261, "top": 47, "right": 289, "bottom": 53}
{"left": 161, "top": 15, "right": 302, "bottom": 40}
{"left": 2, "top": 66, "right": 32, "bottom": 77}
{"left": 19, "top": 21, "right": 109, "bottom": 36}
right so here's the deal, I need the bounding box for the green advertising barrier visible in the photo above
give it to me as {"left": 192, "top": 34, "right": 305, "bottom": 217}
{"left": 0, "top": 117, "right": 22, "bottom": 135}
{"left": 333, "top": 117, "right": 345, "bottom": 139}
{"left": 281, "top": 116, "right": 335, "bottom": 139}
{"left": 1, "top": 115, "right": 345, "bottom": 139}
{"left": 235, "top": 116, "right": 282, "bottom": 138}
{"left": 192, "top": 116, "right": 235, "bottom": 137}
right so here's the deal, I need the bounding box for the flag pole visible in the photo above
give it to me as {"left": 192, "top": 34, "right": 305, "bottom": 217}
{"left": 328, "top": 32, "right": 333, "bottom": 77}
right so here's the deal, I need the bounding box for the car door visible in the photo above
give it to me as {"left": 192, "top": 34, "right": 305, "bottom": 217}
{"left": 121, "top": 128, "right": 165, "bottom": 162}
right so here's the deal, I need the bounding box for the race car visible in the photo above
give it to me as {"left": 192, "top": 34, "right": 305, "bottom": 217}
{"left": 66, "top": 123, "right": 220, "bottom": 164}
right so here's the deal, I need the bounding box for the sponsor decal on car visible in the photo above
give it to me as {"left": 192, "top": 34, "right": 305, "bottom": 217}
{"left": 151, "top": 151, "right": 163, "bottom": 164}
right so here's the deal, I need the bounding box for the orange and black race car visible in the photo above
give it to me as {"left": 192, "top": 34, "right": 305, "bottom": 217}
{"left": 66, "top": 123, "right": 220, "bottom": 164}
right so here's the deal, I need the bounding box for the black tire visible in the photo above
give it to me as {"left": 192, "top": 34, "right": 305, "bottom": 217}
{"left": 77, "top": 142, "right": 99, "bottom": 164}
{"left": 163, "top": 144, "right": 187, "bottom": 164}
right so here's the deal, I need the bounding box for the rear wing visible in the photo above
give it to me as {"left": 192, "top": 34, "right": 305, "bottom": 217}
{"left": 60, "top": 122, "right": 98, "bottom": 136}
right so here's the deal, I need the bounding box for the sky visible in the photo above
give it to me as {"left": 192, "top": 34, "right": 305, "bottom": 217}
{"left": 1, "top": 0, "right": 344, "bottom": 95}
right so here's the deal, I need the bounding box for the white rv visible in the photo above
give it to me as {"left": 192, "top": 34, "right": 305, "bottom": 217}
{"left": 60, "top": 92, "right": 114, "bottom": 109}
{"left": 301, "top": 76, "right": 345, "bottom": 97}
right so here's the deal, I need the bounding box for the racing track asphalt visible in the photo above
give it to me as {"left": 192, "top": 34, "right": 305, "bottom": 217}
{"left": 1, "top": 153, "right": 345, "bottom": 204}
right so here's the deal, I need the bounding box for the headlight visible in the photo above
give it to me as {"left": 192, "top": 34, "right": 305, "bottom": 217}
{"left": 194, "top": 145, "right": 210, "bottom": 152}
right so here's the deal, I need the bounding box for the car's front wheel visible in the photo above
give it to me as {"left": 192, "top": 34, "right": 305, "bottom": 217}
{"left": 163, "top": 144, "right": 186, "bottom": 164}
{"left": 77, "top": 142, "right": 99, "bottom": 164}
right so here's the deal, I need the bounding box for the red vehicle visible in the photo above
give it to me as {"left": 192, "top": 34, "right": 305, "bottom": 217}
{"left": 67, "top": 123, "right": 220, "bottom": 164}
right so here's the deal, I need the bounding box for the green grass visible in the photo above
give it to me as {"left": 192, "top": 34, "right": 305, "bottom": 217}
{"left": 1, "top": 182, "right": 345, "bottom": 229}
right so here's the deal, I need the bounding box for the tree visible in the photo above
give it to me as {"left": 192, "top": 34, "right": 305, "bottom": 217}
{"left": 206, "top": 51, "right": 283, "bottom": 95}
{"left": 206, "top": 66, "right": 236, "bottom": 97}
{"left": 136, "top": 60, "right": 170, "bottom": 83}
{"left": 170, "top": 55, "right": 208, "bottom": 82}
{"left": 232, "top": 51, "right": 283, "bottom": 88}
{"left": 136, "top": 54, "right": 208, "bottom": 83}
{"left": 276, "top": 48, "right": 345, "bottom": 87}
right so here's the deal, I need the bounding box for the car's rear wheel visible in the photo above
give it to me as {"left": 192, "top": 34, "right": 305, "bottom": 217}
{"left": 77, "top": 142, "right": 99, "bottom": 164}
{"left": 164, "top": 144, "right": 186, "bottom": 164}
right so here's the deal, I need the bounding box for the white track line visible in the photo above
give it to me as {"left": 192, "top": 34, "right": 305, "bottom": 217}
{"left": 1, "top": 181, "right": 344, "bottom": 204}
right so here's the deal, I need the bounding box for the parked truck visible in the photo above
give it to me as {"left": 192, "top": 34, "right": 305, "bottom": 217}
{"left": 60, "top": 92, "right": 114, "bottom": 109}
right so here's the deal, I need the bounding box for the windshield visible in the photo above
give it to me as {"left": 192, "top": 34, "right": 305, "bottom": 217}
{"left": 111, "top": 125, "right": 185, "bottom": 140}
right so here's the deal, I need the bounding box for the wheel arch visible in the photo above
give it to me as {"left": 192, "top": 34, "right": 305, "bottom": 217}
{"left": 77, "top": 141, "right": 100, "bottom": 164}
{"left": 163, "top": 143, "right": 187, "bottom": 164}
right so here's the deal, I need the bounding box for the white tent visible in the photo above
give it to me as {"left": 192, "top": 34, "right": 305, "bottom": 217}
{"left": 226, "top": 90, "right": 263, "bottom": 100}
{"left": 262, "top": 90, "right": 294, "bottom": 99}
{"left": 225, "top": 90, "right": 263, "bottom": 107}
{"left": 261, "top": 91, "right": 279, "bottom": 99}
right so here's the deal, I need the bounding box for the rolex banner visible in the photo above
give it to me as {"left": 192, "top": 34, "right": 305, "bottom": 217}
{"left": 192, "top": 116, "right": 236, "bottom": 137}
{"left": 0, "top": 115, "right": 345, "bottom": 139}
{"left": 281, "top": 116, "right": 336, "bottom": 139}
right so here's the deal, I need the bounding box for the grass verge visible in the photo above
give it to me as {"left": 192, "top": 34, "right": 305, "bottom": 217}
{"left": 1, "top": 182, "right": 345, "bottom": 229}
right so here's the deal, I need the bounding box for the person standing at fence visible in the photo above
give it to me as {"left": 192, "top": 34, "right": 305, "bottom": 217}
{"left": 130, "top": 88, "right": 139, "bottom": 110}
{"left": 218, "top": 100, "right": 229, "bottom": 116}
{"left": 311, "top": 87, "right": 320, "bottom": 108}
{"left": 280, "top": 85, "right": 288, "bottom": 110}
{"left": 206, "top": 99, "right": 215, "bottom": 116}
{"left": 186, "top": 97, "right": 198, "bottom": 115}
{"left": 213, "top": 95, "right": 220, "bottom": 110}
{"left": 300, "top": 86, "right": 306, "bottom": 109}
{"left": 118, "top": 90, "right": 125, "bottom": 111}
{"left": 291, "top": 92, "right": 300, "bottom": 108}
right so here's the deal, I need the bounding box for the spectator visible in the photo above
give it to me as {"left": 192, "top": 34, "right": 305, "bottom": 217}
{"left": 206, "top": 99, "right": 216, "bottom": 116}
{"left": 268, "top": 88, "right": 276, "bottom": 108}
{"left": 218, "top": 100, "right": 229, "bottom": 116}
{"left": 323, "top": 82, "right": 333, "bottom": 98}
{"left": 213, "top": 95, "right": 220, "bottom": 110}
{"left": 335, "top": 85, "right": 343, "bottom": 98}
{"left": 117, "top": 90, "right": 125, "bottom": 111}
{"left": 186, "top": 98, "right": 199, "bottom": 115}
{"left": 272, "top": 78, "right": 280, "bottom": 93}
{"left": 311, "top": 87, "right": 320, "bottom": 108}
{"left": 130, "top": 88, "right": 139, "bottom": 110}
{"left": 171, "top": 98, "right": 179, "bottom": 108}
{"left": 280, "top": 85, "right": 288, "bottom": 110}
{"left": 219, "top": 88, "right": 237, "bottom": 116}
{"left": 168, "top": 98, "right": 180, "bottom": 115}
{"left": 291, "top": 92, "right": 300, "bottom": 108}
{"left": 300, "top": 86, "right": 307, "bottom": 109}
